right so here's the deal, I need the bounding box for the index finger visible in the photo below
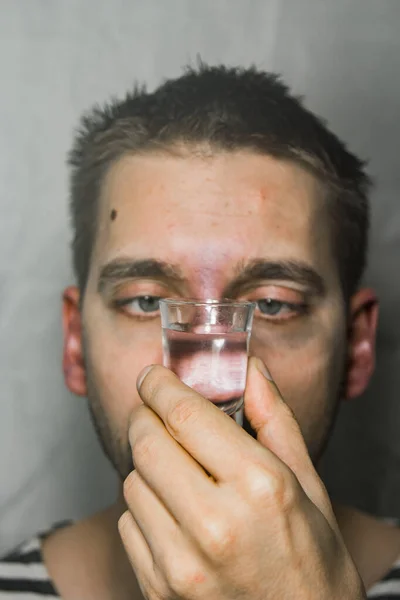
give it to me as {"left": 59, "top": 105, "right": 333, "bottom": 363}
{"left": 137, "top": 364, "right": 284, "bottom": 484}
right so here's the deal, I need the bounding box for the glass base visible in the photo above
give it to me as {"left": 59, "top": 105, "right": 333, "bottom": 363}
{"left": 227, "top": 404, "right": 243, "bottom": 426}
{"left": 212, "top": 398, "right": 244, "bottom": 425}
{"left": 219, "top": 397, "right": 244, "bottom": 426}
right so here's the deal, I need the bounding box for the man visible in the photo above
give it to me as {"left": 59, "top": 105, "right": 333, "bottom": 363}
{"left": 1, "top": 63, "right": 399, "bottom": 599}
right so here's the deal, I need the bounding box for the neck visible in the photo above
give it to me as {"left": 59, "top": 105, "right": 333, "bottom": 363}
{"left": 42, "top": 486, "right": 143, "bottom": 600}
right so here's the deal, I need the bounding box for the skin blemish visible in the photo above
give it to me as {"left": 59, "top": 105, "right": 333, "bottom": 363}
{"left": 110, "top": 209, "right": 117, "bottom": 221}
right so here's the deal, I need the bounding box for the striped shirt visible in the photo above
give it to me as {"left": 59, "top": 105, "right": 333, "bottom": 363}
{"left": 0, "top": 536, "right": 60, "bottom": 599}
{"left": 368, "top": 559, "right": 400, "bottom": 598}
{"left": 1, "top": 523, "right": 400, "bottom": 598}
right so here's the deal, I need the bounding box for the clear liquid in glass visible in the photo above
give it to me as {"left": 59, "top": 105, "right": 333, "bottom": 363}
{"left": 162, "top": 326, "right": 248, "bottom": 416}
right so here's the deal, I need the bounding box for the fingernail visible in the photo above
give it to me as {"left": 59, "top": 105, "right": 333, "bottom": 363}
{"left": 137, "top": 365, "right": 154, "bottom": 391}
{"left": 255, "top": 358, "right": 273, "bottom": 381}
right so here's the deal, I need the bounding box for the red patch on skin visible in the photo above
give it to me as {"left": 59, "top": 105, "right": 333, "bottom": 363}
{"left": 191, "top": 572, "right": 207, "bottom": 584}
{"left": 259, "top": 185, "right": 270, "bottom": 200}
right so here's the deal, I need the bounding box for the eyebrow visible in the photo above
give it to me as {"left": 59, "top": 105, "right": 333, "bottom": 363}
{"left": 98, "top": 258, "right": 185, "bottom": 294}
{"left": 225, "top": 259, "right": 326, "bottom": 297}
{"left": 98, "top": 257, "right": 326, "bottom": 297}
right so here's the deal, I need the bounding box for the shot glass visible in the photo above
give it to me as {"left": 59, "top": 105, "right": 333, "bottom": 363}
{"left": 159, "top": 298, "right": 255, "bottom": 425}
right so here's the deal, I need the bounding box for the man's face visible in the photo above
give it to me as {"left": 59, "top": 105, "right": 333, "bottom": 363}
{"left": 79, "top": 149, "right": 348, "bottom": 478}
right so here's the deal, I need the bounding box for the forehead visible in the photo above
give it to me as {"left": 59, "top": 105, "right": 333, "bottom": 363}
{"left": 92, "top": 150, "right": 335, "bottom": 285}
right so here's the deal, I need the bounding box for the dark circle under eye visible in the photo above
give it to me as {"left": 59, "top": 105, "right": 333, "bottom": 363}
{"left": 138, "top": 296, "right": 161, "bottom": 313}
{"left": 257, "top": 299, "right": 283, "bottom": 315}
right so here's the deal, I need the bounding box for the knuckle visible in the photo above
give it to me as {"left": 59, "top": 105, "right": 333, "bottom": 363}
{"left": 122, "top": 469, "right": 139, "bottom": 499}
{"left": 166, "top": 560, "right": 206, "bottom": 596}
{"left": 277, "top": 472, "right": 298, "bottom": 513}
{"left": 244, "top": 464, "right": 298, "bottom": 513}
{"left": 166, "top": 394, "right": 202, "bottom": 436}
{"left": 117, "top": 510, "right": 131, "bottom": 538}
{"left": 132, "top": 434, "right": 158, "bottom": 468}
{"left": 200, "top": 516, "right": 237, "bottom": 560}
{"left": 269, "top": 469, "right": 298, "bottom": 513}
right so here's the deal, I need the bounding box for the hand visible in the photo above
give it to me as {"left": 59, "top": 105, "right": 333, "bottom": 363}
{"left": 118, "top": 358, "right": 366, "bottom": 599}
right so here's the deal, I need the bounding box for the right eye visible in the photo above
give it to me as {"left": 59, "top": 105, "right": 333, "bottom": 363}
{"left": 114, "top": 295, "right": 161, "bottom": 317}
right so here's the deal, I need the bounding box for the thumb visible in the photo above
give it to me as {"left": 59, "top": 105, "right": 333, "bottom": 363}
{"left": 244, "top": 357, "right": 333, "bottom": 520}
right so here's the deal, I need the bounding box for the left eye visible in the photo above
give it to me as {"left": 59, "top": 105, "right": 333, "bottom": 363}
{"left": 256, "top": 299, "right": 303, "bottom": 318}
{"left": 117, "top": 296, "right": 161, "bottom": 314}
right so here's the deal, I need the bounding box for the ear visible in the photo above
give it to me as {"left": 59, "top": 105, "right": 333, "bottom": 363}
{"left": 62, "top": 286, "right": 87, "bottom": 397}
{"left": 345, "top": 287, "right": 379, "bottom": 400}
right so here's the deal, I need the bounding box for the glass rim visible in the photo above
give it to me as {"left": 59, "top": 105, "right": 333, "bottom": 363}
{"left": 159, "top": 298, "right": 256, "bottom": 309}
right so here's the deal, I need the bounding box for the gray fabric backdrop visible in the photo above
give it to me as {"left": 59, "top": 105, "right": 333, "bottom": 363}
{"left": 1, "top": 0, "right": 399, "bottom": 554}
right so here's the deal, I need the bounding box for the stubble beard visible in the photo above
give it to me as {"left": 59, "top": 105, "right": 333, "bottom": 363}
{"left": 82, "top": 332, "right": 348, "bottom": 482}
{"left": 82, "top": 333, "right": 134, "bottom": 481}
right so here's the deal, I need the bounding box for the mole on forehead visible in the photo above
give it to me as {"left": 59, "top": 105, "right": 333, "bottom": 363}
{"left": 110, "top": 209, "right": 117, "bottom": 221}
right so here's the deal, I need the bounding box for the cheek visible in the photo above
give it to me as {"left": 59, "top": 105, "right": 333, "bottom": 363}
{"left": 251, "top": 329, "right": 342, "bottom": 455}
{"left": 250, "top": 318, "right": 345, "bottom": 419}
{"left": 85, "top": 317, "right": 164, "bottom": 424}
{"left": 254, "top": 337, "right": 330, "bottom": 402}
